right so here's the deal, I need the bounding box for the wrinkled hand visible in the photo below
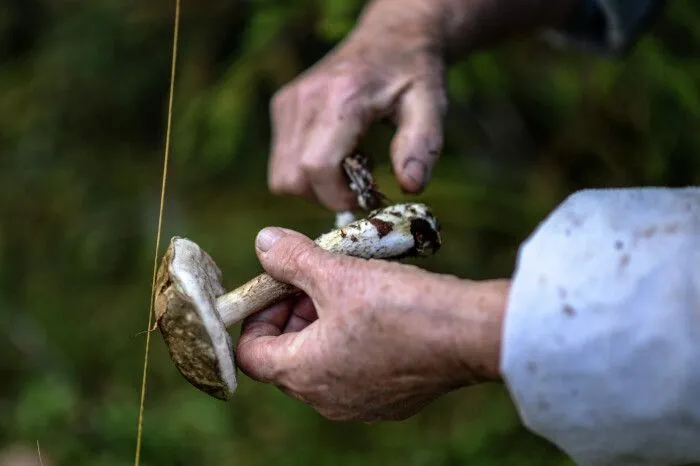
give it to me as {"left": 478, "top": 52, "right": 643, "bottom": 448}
{"left": 267, "top": 0, "right": 448, "bottom": 211}
{"left": 236, "top": 227, "right": 508, "bottom": 422}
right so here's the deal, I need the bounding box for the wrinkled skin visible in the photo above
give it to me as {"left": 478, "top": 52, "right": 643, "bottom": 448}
{"left": 236, "top": 228, "right": 508, "bottom": 422}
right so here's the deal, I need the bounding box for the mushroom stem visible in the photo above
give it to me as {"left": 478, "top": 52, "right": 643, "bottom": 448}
{"left": 214, "top": 202, "right": 441, "bottom": 327}
{"left": 216, "top": 274, "right": 297, "bottom": 326}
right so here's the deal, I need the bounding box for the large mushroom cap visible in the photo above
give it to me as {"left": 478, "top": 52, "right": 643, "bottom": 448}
{"left": 154, "top": 237, "right": 237, "bottom": 401}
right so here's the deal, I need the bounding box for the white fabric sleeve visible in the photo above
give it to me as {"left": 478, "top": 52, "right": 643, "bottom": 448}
{"left": 500, "top": 187, "right": 700, "bottom": 466}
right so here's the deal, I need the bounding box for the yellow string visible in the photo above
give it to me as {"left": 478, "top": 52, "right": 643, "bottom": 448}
{"left": 134, "top": 0, "right": 181, "bottom": 464}
{"left": 36, "top": 440, "right": 44, "bottom": 466}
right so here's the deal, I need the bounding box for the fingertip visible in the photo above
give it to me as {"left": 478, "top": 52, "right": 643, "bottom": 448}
{"left": 390, "top": 84, "right": 445, "bottom": 194}
{"left": 391, "top": 134, "right": 436, "bottom": 194}
{"left": 255, "top": 227, "right": 313, "bottom": 255}
{"left": 236, "top": 331, "right": 299, "bottom": 384}
{"left": 255, "top": 227, "right": 287, "bottom": 253}
{"left": 398, "top": 158, "right": 429, "bottom": 193}
{"left": 235, "top": 334, "right": 276, "bottom": 382}
{"left": 237, "top": 301, "right": 292, "bottom": 382}
{"left": 253, "top": 228, "right": 325, "bottom": 292}
{"left": 391, "top": 128, "right": 443, "bottom": 194}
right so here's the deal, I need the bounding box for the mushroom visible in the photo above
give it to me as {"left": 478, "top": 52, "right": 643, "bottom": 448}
{"left": 154, "top": 203, "right": 442, "bottom": 400}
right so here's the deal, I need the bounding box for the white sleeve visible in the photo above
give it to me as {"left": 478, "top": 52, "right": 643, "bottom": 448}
{"left": 500, "top": 187, "right": 700, "bottom": 466}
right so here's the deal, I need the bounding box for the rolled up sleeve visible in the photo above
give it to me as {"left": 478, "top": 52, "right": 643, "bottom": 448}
{"left": 500, "top": 187, "right": 700, "bottom": 466}
{"left": 543, "top": 0, "right": 666, "bottom": 55}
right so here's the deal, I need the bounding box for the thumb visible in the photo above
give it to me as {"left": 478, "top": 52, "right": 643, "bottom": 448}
{"left": 390, "top": 82, "right": 447, "bottom": 193}
{"left": 254, "top": 227, "right": 328, "bottom": 293}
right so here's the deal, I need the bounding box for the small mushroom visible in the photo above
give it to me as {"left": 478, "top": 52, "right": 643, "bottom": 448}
{"left": 154, "top": 203, "right": 441, "bottom": 401}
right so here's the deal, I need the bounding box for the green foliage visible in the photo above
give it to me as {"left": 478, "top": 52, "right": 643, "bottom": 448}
{"left": 0, "top": 0, "right": 698, "bottom": 464}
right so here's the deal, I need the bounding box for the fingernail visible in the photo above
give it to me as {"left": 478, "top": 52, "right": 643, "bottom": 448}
{"left": 256, "top": 227, "right": 286, "bottom": 252}
{"left": 403, "top": 158, "right": 427, "bottom": 191}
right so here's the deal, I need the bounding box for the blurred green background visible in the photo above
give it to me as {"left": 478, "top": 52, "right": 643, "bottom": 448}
{"left": 0, "top": 0, "right": 698, "bottom": 465}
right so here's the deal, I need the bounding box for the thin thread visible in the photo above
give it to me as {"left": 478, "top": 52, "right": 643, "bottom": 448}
{"left": 37, "top": 440, "right": 44, "bottom": 466}
{"left": 134, "top": 0, "right": 181, "bottom": 464}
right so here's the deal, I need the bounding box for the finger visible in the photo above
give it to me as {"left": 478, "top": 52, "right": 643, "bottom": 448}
{"left": 297, "top": 70, "right": 411, "bottom": 210}
{"left": 292, "top": 295, "right": 318, "bottom": 322}
{"left": 301, "top": 111, "right": 364, "bottom": 211}
{"left": 390, "top": 82, "right": 446, "bottom": 193}
{"left": 237, "top": 301, "right": 300, "bottom": 383}
{"left": 284, "top": 315, "right": 312, "bottom": 333}
{"left": 268, "top": 158, "right": 317, "bottom": 201}
{"left": 299, "top": 72, "right": 387, "bottom": 211}
{"left": 268, "top": 88, "right": 296, "bottom": 185}
{"left": 254, "top": 227, "right": 338, "bottom": 295}
{"left": 240, "top": 299, "right": 294, "bottom": 337}
{"left": 268, "top": 87, "right": 317, "bottom": 200}
{"left": 269, "top": 88, "right": 296, "bottom": 157}
{"left": 284, "top": 296, "right": 318, "bottom": 333}
{"left": 236, "top": 330, "right": 300, "bottom": 384}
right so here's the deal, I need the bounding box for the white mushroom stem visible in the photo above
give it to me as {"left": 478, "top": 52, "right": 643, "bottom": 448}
{"left": 335, "top": 210, "right": 356, "bottom": 227}
{"left": 216, "top": 274, "right": 296, "bottom": 326}
{"left": 214, "top": 203, "right": 440, "bottom": 326}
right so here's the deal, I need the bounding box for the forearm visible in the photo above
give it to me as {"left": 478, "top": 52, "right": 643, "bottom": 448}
{"left": 453, "top": 278, "right": 510, "bottom": 383}
{"left": 422, "top": 274, "right": 510, "bottom": 386}
{"left": 356, "top": 0, "right": 578, "bottom": 56}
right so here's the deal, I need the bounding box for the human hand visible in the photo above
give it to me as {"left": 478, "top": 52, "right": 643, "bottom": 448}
{"left": 266, "top": 0, "right": 578, "bottom": 212}
{"left": 236, "top": 227, "right": 508, "bottom": 422}
{"left": 267, "top": 0, "right": 449, "bottom": 211}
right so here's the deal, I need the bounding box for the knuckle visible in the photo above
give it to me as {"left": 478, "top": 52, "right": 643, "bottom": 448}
{"left": 328, "top": 72, "right": 366, "bottom": 110}
{"left": 300, "top": 156, "right": 331, "bottom": 178}
{"left": 279, "top": 367, "right": 322, "bottom": 401}
{"left": 268, "top": 171, "right": 306, "bottom": 196}
{"left": 322, "top": 257, "right": 353, "bottom": 295}
{"left": 331, "top": 72, "right": 362, "bottom": 93}
{"left": 296, "top": 79, "right": 323, "bottom": 105}
{"left": 279, "top": 240, "right": 314, "bottom": 281}
{"left": 292, "top": 244, "right": 317, "bottom": 275}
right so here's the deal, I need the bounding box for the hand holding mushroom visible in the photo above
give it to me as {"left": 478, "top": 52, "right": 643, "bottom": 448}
{"left": 236, "top": 228, "right": 508, "bottom": 421}
{"left": 154, "top": 202, "right": 442, "bottom": 400}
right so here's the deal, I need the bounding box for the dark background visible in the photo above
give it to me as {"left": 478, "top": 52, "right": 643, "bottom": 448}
{"left": 0, "top": 0, "right": 698, "bottom": 464}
